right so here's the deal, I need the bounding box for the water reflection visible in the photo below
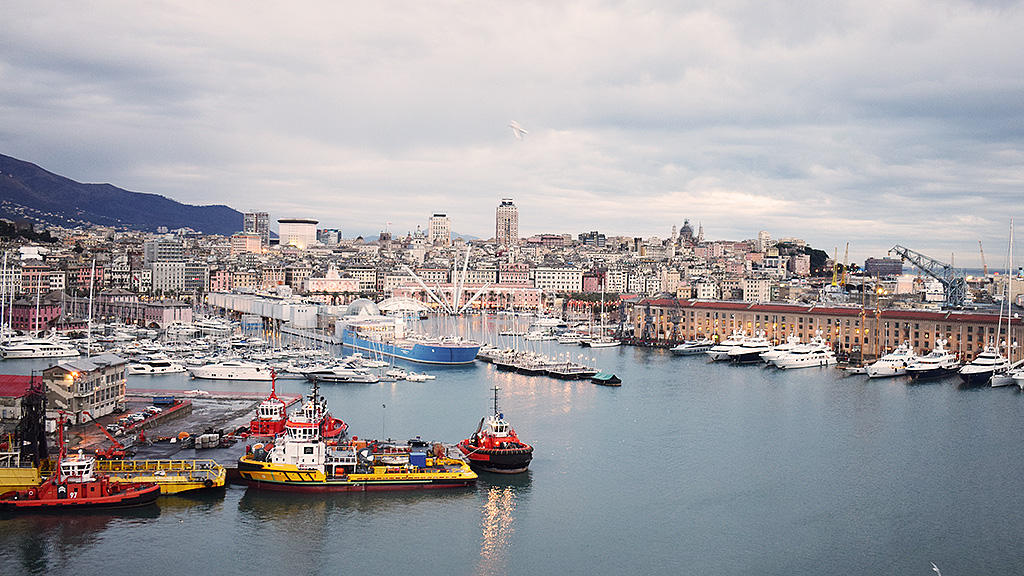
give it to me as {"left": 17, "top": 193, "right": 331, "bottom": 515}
{"left": 0, "top": 506, "right": 160, "bottom": 575}
{"left": 475, "top": 483, "right": 521, "bottom": 576}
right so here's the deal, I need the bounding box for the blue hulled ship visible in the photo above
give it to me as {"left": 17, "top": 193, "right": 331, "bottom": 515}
{"left": 335, "top": 299, "right": 480, "bottom": 365}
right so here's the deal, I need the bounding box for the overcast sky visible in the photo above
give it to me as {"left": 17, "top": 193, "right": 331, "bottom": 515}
{"left": 2, "top": 1, "right": 1022, "bottom": 266}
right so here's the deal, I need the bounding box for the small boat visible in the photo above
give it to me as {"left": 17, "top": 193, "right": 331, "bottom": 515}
{"left": 0, "top": 415, "right": 160, "bottom": 511}
{"left": 590, "top": 372, "right": 621, "bottom": 386}
{"left": 457, "top": 386, "right": 533, "bottom": 474}
{"left": 303, "top": 365, "right": 380, "bottom": 383}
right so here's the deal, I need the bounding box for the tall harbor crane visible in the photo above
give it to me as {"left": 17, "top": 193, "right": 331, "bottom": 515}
{"left": 889, "top": 245, "right": 969, "bottom": 308}
{"left": 979, "top": 240, "right": 988, "bottom": 276}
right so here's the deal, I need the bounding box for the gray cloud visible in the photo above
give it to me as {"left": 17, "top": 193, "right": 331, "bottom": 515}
{"left": 1, "top": 1, "right": 1022, "bottom": 265}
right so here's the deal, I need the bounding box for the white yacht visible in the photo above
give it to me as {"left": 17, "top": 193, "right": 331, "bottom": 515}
{"left": 727, "top": 332, "right": 772, "bottom": 364}
{"left": 0, "top": 337, "right": 80, "bottom": 359}
{"left": 865, "top": 342, "right": 919, "bottom": 378}
{"left": 303, "top": 365, "right": 380, "bottom": 383}
{"left": 188, "top": 360, "right": 273, "bottom": 381}
{"left": 706, "top": 331, "right": 746, "bottom": 362}
{"left": 759, "top": 335, "right": 802, "bottom": 364}
{"left": 905, "top": 340, "right": 960, "bottom": 381}
{"left": 670, "top": 338, "right": 715, "bottom": 356}
{"left": 957, "top": 345, "right": 1010, "bottom": 386}
{"left": 773, "top": 338, "right": 837, "bottom": 369}
{"left": 127, "top": 356, "right": 187, "bottom": 375}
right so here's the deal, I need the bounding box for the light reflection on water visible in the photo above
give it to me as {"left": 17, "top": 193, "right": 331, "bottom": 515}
{"left": 476, "top": 486, "right": 517, "bottom": 576}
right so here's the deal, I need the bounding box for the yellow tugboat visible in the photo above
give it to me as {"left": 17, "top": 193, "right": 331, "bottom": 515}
{"left": 238, "top": 382, "right": 476, "bottom": 492}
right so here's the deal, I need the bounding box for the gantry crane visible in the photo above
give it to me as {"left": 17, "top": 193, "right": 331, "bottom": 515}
{"left": 979, "top": 240, "right": 988, "bottom": 276}
{"left": 889, "top": 245, "right": 969, "bottom": 308}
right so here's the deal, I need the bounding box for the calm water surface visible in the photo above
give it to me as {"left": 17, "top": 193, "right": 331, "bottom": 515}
{"left": 3, "top": 316, "right": 1024, "bottom": 576}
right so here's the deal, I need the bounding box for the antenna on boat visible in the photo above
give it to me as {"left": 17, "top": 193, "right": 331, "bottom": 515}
{"left": 492, "top": 385, "right": 500, "bottom": 416}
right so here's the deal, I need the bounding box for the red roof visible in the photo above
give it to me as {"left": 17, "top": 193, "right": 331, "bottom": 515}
{"left": 0, "top": 374, "right": 34, "bottom": 398}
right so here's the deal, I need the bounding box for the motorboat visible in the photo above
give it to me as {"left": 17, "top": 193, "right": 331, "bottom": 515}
{"left": 958, "top": 345, "right": 1010, "bottom": 386}
{"left": 1, "top": 337, "right": 80, "bottom": 359}
{"left": 773, "top": 337, "right": 837, "bottom": 369}
{"left": 865, "top": 342, "right": 919, "bottom": 378}
{"left": 670, "top": 338, "right": 714, "bottom": 356}
{"left": 728, "top": 332, "right": 772, "bottom": 364}
{"left": 126, "top": 356, "right": 187, "bottom": 375}
{"left": 706, "top": 331, "right": 746, "bottom": 362}
{"left": 905, "top": 340, "right": 960, "bottom": 381}
{"left": 188, "top": 360, "right": 273, "bottom": 381}
{"left": 759, "top": 335, "right": 802, "bottom": 364}
{"left": 303, "top": 365, "right": 380, "bottom": 383}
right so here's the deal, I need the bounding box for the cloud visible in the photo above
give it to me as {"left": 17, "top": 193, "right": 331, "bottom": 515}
{"left": 1, "top": 0, "right": 1022, "bottom": 265}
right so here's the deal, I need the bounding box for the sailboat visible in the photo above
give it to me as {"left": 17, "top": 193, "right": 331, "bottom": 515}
{"left": 960, "top": 220, "right": 1013, "bottom": 386}
{"left": 584, "top": 279, "right": 620, "bottom": 348}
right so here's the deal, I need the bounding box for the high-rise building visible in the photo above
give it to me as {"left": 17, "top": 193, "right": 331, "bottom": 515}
{"left": 244, "top": 211, "right": 270, "bottom": 247}
{"left": 428, "top": 213, "right": 451, "bottom": 246}
{"left": 278, "top": 218, "right": 319, "bottom": 250}
{"left": 143, "top": 236, "right": 184, "bottom": 265}
{"left": 496, "top": 198, "right": 519, "bottom": 247}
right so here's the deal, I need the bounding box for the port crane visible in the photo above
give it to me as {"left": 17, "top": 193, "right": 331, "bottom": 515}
{"left": 979, "top": 240, "right": 988, "bottom": 276}
{"left": 888, "top": 245, "right": 969, "bottom": 308}
{"left": 82, "top": 411, "right": 134, "bottom": 460}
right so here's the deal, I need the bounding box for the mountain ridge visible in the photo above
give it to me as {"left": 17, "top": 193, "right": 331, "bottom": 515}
{"left": 0, "top": 153, "right": 242, "bottom": 236}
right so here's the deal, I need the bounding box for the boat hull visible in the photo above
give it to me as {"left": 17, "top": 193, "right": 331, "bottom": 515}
{"left": 237, "top": 458, "right": 477, "bottom": 492}
{"left": 341, "top": 331, "right": 479, "bottom": 365}
{"left": 0, "top": 482, "right": 160, "bottom": 511}
{"left": 457, "top": 443, "right": 532, "bottom": 474}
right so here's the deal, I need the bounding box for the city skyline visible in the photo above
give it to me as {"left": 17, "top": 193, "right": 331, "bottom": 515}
{"left": 1, "top": 3, "right": 1022, "bottom": 266}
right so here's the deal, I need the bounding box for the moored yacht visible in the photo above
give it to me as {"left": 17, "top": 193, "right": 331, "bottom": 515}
{"left": 759, "top": 335, "right": 802, "bottom": 364}
{"left": 670, "top": 337, "right": 714, "bottom": 356}
{"left": 706, "top": 331, "right": 746, "bottom": 362}
{"left": 905, "top": 340, "right": 960, "bottom": 381}
{"left": 957, "top": 345, "right": 1010, "bottom": 386}
{"left": 773, "top": 337, "right": 837, "bottom": 369}
{"left": 188, "top": 360, "right": 273, "bottom": 381}
{"left": 1, "top": 337, "right": 80, "bottom": 360}
{"left": 865, "top": 342, "right": 919, "bottom": 378}
{"left": 727, "top": 332, "right": 772, "bottom": 364}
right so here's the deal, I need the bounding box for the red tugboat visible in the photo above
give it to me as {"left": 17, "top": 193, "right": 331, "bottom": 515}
{"left": 457, "top": 386, "right": 533, "bottom": 474}
{"left": 249, "top": 375, "right": 347, "bottom": 440}
{"left": 248, "top": 371, "right": 289, "bottom": 437}
{"left": 0, "top": 414, "right": 160, "bottom": 512}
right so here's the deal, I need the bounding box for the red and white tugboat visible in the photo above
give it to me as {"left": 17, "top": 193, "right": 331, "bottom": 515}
{"left": 0, "top": 414, "right": 160, "bottom": 512}
{"left": 249, "top": 371, "right": 289, "bottom": 437}
{"left": 457, "top": 386, "right": 533, "bottom": 474}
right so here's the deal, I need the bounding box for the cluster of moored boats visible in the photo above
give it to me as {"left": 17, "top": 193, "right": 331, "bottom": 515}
{"left": 670, "top": 330, "right": 1024, "bottom": 387}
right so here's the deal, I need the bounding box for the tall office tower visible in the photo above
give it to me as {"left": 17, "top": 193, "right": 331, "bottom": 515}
{"left": 496, "top": 198, "right": 519, "bottom": 247}
{"left": 428, "top": 213, "right": 451, "bottom": 246}
{"left": 244, "top": 211, "right": 270, "bottom": 247}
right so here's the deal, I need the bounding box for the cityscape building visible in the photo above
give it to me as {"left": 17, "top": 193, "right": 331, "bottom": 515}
{"left": 428, "top": 214, "right": 451, "bottom": 246}
{"left": 277, "top": 218, "right": 318, "bottom": 250}
{"left": 244, "top": 211, "right": 270, "bottom": 247}
{"left": 496, "top": 198, "right": 519, "bottom": 247}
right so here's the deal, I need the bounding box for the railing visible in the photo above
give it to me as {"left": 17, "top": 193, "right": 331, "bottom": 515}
{"left": 95, "top": 459, "right": 224, "bottom": 481}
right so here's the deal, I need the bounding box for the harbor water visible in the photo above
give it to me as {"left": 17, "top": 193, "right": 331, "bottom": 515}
{"left": 3, "top": 314, "right": 1024, "bottom": 575}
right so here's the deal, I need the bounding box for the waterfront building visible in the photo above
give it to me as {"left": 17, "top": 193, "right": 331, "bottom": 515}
{"left": 498, "top": 262, "right": 529, "bottom": 285}
{"left": 43, "top": 353, "right": 127, "bottom": 423}
{"left": 496, "top": 198, "right": 519, "bottom": 247}
{"left": 151, "top": 261, "right": 185, "bottom": 294}
{"left": 278, "top": 218, "right": 319, "bottom": 251}
{"left": 244, "top": 211, "right": 271, "bottom": 247}
{"left": 428, "top": 214, "right": 451, "bottom": 246}
{"left": 183, "top": 261, "right": 210, "bottom": 293}
{"left": 0, "top": 374, "right": 33, "bottom": 424}
{"left": 9, "top": 292, "right": 63, "bottom": 334}
{"left": 627, "top": 298, "right": 1024, "bottom": 362}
